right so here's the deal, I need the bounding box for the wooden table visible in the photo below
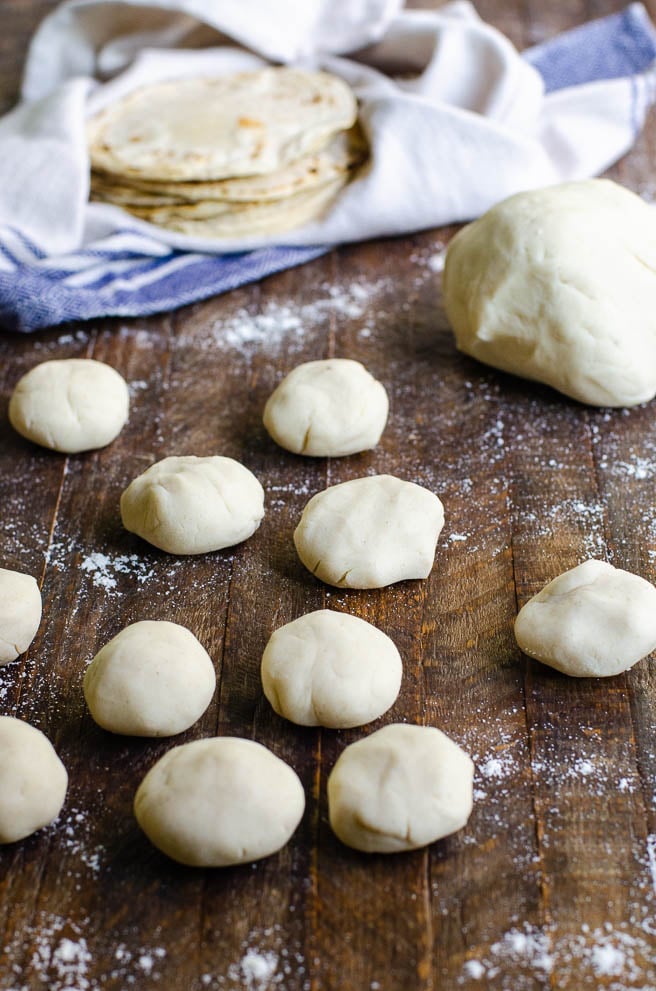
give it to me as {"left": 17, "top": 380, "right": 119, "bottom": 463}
{"left": 2, "top": 3, "right": 656, "bottom": 989}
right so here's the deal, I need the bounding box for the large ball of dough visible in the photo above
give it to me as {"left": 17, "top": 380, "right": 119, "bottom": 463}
{"left": 120, "top": 455, "right": 265, "bottom": 555}
{"left": 134, "top": 737, "right": 305, "bottom": 866}
{"left": 0, "top": 717, "right": 68, "bottom": 843}
{"left": 0, "top": 568, "right": 42, "bottom": 665}
{"left": 263, "top": 359, "right": 389, "bottom": 456}
{"left": 327, "top": 723, "right": 474, "bottom": 853}
{"left": 514, "top": 558, "right": 656, "bottom": 677}
{"left": 443, "top": 179, "right": 656, "bottom": 407}
{"left": 9, "top": 359, "right": 130, "bottom": 452}
{"left": 83, "top": 620, "right": 216, "bottom": 736}
{"left": 293, "top": 474, "right": 444, "bottom": 588}
{"left": 261, "top": 609, "right": 402, "bottom": 728}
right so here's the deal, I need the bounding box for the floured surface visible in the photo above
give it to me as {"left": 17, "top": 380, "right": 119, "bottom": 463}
{"left": 3, "top": 217, "right": 656, "bottom": 990}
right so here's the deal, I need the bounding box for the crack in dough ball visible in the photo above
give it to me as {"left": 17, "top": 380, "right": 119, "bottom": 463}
{"left": 9, "top": 359, "right": 130, "bottom": 452}
{"left": 293, "top": 474, "right": 444, "bottom": 588}
{"left": 327, "top": 723, "right": 474, "bottom": 853}
{"left": 261, "top": 609, "right": 402, "bottom": 728}
{"left": 0, "top": 717, "right": 68, "bottom": 844}
{"left": 84, "top": 621, "right": 216, "bottom": 736}
{"left": 0, "top": 568, "right": 42, "bottom": 665}
{"left": 443, "top": 179, "right": 656, "bottom": 407}
{"left": 134, "top": 737, "right": 305, "bottom": 866}
{"left": 120, "top": 455, "right": 265, "bottom": 555}
{"left": 514, "top": 558, "right": 656, "bottom": 677}
{"left": 263, "top": 359, "right": 389, "bottom": 456}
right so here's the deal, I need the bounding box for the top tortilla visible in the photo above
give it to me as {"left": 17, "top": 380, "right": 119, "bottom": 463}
{"left": 88, "top": 68, "right": 358, "bottom": 182}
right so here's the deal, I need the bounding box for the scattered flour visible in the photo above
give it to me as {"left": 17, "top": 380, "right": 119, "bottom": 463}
{"left": 27, "top": 329, "right": 90, "bottom": 352}
{"left": 427, "top": 250, "right": 446, "bottom": 272}
{"left": 591, "top": 943, "right": 626, "bottom": 977}
{"left": 5, "top": 914, "right": 167, "bottom": 991}
{"left": 462, "top": 959, "right": 486, "bottom": 979}
{"left": 478, "top": 755, "right": 513, "bottom": 781}
{"left": 459, "top": 923, "right": 655, "bottom": 989}
{"left": 56, "top": 331, "right": 90, "bottom": 347}
{"left": 182, "top": 277, "right": 391, "bottom": 353}
{"left": 239, "top": 949, "right": 278, "bottom": 989}
{"left": 266, "top": 479, "right": 314, "bottom": 510}
{"left": 80, "top": 551, "right": 155, "bottom": 592}
{"left": 44, "top": 535, "right": 229, "bottom": 600}
{"left": 33, "top": 934, "right": 93, "bottom": 990}
{"left": 56, "top": 804, "right": 106, "bottom": 876}
{"left": 409, "top": 241, "right": 446, "bottom": 275}
{"left": 199, "top": 928, "right": 306, "bottom": 990}
{"left": 129, "top": 379, "right": 149, "bottom": 393}
{"left": 571, "top": 757, "right": 595, "bottom": 778}
{"left": 647, "top": 834, "right": 656, "bottom": 897}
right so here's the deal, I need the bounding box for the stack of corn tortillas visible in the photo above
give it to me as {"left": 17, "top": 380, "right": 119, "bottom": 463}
{"left": 88, "top": 68, "right": 367, "bottom": 238}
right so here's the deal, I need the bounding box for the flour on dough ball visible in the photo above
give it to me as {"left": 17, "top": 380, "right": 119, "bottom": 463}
{"left": 0, "top": 568, "right": 42, "bottom": 665}
{"left": 294, "top": 474, "right": 444, "bottom": 588}
{"left": 328, "top": 723, "right": 474, "bottom": 853}
{"left": 263, "top": 358, "right": 389, "bottom": 456}
{"left": 261, "top": 609, "right": 402, "bottom": 728}
{"left": 9, "top": 359, "right": 129, "bottom": 452}
{"left": 120, "top": 455, "right": 265, "bottom": 554}
{"left": 0, "top": 717, "right": 68, "bottom": 844}
{"left": 514, "top": 558, "right": 656, "bottom": 677}
{"left": 134, "top": 737, "right": 305, "bottom": 866}
{"left": 84, "top": 621, "right": 216, "bottom": 736}
{"left": 443, "top": 179, "right": 656, "bottom": 407}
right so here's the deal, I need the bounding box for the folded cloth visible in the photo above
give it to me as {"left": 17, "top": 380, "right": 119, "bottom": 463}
{"left": 1, "top": 1, "right": 655, "bottom": 333}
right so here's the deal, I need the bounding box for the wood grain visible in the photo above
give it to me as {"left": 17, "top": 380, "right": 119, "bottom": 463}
{"left": 2, "top": 3, "right": 656, "bottom": 990}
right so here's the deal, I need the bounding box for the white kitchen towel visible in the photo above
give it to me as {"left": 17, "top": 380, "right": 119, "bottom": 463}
{"left": 1, "top": 1, "right": 655, "bottom": 331}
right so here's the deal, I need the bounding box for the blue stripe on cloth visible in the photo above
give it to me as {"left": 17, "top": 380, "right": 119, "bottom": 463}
{"left": 2, "top": 4, "right": 656, "bottom": 333}
{"left": 525, "top": 3, "right": 656, "bottom": 93}
{"left": 0, "top": 238, "right": 328, "bottom": 332}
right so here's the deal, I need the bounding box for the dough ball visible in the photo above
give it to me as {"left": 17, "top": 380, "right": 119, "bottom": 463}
{"left": 443, "top": 179, "right": 656, "bottom": 407}
{"left": 83, "top": 620, "right": 216, "bottom": 736}
{"left": 327, "top": 723, "right": 474, "bottom": 853}
{"left": 263, "top": 358, "right": 389, "bottom": 456}
{"left": 294, "top": 474, "right": 444, "bottom": 588}
{"left": 120, "top": 455, "right": 265, "bottom": 555}
{"left": 0, "top": 568, "right": 42, "bottom": 665}
{"left": 0, "top": 717, "right": 68, "bottom": 843}
{"left": 134, "top": 737, "right": 305, "bottom": 866}
{"left": 9, "top": 359, "right": 130, "bottom": 452}
{"left": 261, "top": 609, "right": 402, "bottom": 728}
{"left": 514, "top": 558, "right": 656, "bottom": 677}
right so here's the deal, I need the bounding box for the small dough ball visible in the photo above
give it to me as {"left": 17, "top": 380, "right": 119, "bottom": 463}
{"left": 134, "top": 737, "right": 305, "bottom": 866}
{"left": 83, "top": 620, "right": 216, "bottom": 736}
{"left": 514, "top": 558, "right": 656, "bottom": 677}
{"left": 9, "top": 359, "right": 130, "bottom": 452}
{"left": 294, "top": 474, "right": 444, "bottom": 588}
{"left": 0, "top": 568, "right": 42, "bottom": 665}
{"left": 443, "top": 179, "right": 656, "bottom": 407}
{"left": 0, "top": 717, "right": 68, "bottom": 843}
{"left": 263, "top": 358, "right": 389, "bottom": 456}
{"left": 261, "top": 609, "right": 402, "bottom": 728}
{"left": 120, "top": 455, "right": 265, "bottom": 555}
{"left": 327, "top": 723, "right": 474, "bottom": 853}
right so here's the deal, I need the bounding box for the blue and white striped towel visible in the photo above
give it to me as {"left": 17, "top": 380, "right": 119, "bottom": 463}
{"left": 1, "top": 1, "right": 655, "bottom": 334}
